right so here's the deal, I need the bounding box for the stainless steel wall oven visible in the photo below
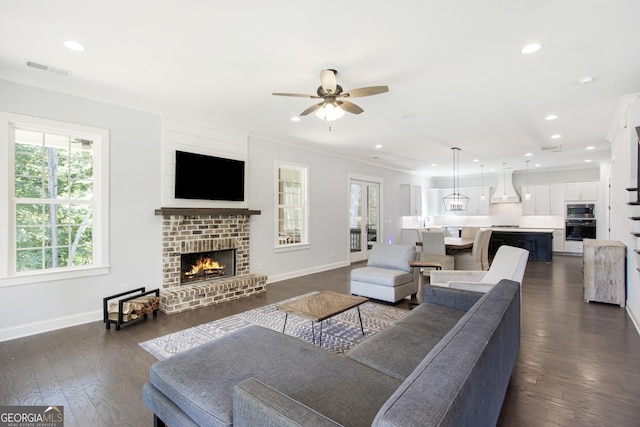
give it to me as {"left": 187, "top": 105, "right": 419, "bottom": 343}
{"left": 565, "top": 204, "right": 596, "bottom": 241}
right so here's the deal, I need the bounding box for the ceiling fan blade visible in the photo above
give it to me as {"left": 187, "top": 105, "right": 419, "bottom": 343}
{"left": 320, "top": 69, "right": 337, "bottom": 94}
{"left": 340, "top": 85, "right": 389, "bottom": 98}
{"left": 272, "top": 92, "right": 321, "bottom": 98}
{"left": 300, "top": 102, "right": 325, "bottom": 116}
{"left": 338, "top": 100, "right": 364, "bottom": 115}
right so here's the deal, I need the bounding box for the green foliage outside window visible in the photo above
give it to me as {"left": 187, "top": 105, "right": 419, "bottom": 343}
{"left": 13, "top": 128, "right": 94, "bottom": 272}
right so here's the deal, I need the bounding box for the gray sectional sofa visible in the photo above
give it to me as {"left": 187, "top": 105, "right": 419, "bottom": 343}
{"left": 143, "top": 279, "right": 521, "bottom": 427}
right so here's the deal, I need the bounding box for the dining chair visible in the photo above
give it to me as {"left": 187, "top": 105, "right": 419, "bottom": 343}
{"left": 453, "top": 229, "right": 486, "bottom": 270}
{"left": 420, "top": 231, "right": 455, "bottom": 277}
{"left": 480, "top": 229, "right": 493, "bottom": 270}
{"left": 460, "top": 227, "right": 480, "bottom": 239}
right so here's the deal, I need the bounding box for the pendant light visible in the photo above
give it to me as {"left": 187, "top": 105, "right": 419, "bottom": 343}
{"left": 442, "top": 147, "right": 469, "bottom": 212}
{"left": 502, "top": 163, "right": 508, "bottom": 201}
{"left": 480, "top": 164, "right": 486, "bottom": 201}
{"left": 525, "top": 160, "right": 531, "bottom": 201}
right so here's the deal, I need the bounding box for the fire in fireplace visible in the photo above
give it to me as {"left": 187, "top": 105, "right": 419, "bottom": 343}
{"left": 180, "top": 249, "right": 236, "bottom": 284}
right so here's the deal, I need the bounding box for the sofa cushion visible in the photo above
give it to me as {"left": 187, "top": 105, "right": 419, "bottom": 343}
{"left": 346, "top": 303, "right": 465, "bottom": 381}
{"left": 367, "top": 243, "right": 415, "bottom": 272}
{"left": 147, "top": 325, "right": 401, "bottom": 427}
{"left": 350, "top": 266, "right": 413, "bottom": 287}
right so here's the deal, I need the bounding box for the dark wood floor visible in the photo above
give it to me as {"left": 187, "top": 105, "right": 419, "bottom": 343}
{"left": 1, "top": 255, "right": 639, "bottom": 426}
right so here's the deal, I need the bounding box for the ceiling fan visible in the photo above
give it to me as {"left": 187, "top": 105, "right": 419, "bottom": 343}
{"left": 272, "top": 69, "right": 389, "bottom": 121}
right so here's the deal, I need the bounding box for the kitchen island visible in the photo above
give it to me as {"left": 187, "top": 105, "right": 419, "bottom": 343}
{"left": 489, "top": 228, "right": 554, "bottom": 262}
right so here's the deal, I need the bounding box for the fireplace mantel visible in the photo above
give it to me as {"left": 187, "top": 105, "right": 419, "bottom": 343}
{"left": 155, "top": 207, "right": 261, "bottom": 216}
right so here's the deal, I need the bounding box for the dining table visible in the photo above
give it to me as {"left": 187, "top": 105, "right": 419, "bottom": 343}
{"left": 415, "top": 237, "right": 475, "bottom": 253}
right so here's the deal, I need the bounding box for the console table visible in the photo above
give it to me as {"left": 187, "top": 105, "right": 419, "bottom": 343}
{"left": 583, "top": 239, "right": 626, "bottom": 307}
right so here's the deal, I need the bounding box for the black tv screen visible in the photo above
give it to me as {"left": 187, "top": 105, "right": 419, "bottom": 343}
{"left": 174, "top": 151, "right": 245, "bottom": 201}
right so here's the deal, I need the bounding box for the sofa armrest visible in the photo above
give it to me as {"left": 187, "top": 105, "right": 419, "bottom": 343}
{"left": 447, "top": 282, "right": 496, "bottom": 293}
{"left": 233, "top": 378, "right": 342, "bottom": 427}
{"left": 430, "top": 270, "right": 486, "bottom": 285}
{"left": 422, "top": 285, "right": 485, "bottom": 312}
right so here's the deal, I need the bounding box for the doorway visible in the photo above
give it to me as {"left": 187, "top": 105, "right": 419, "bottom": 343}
{"left": 349, "top": 179, "right": 381, "bottom": 263}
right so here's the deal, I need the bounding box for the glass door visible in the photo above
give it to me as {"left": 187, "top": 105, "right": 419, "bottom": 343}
{"left": 349, "top": 180, "right": 380, "bottom": 263}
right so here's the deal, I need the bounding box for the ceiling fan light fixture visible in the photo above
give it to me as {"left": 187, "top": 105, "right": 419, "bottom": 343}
{"left": 315, "top": 103, "right": 345, "bottom": 121}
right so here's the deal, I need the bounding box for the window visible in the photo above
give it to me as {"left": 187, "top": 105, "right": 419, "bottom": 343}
{"left": 276, "top": 162, "right": 308, "bottom": 249}
{"left": 0, "top": 112, "right": 109, "bottom": 285}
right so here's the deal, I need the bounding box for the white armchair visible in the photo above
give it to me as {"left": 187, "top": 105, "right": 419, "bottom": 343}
{"left": 350, "top": 243, "right": 419, "bottom": 303}
{"left": 430, "top": 245, "right": 529, "bottom": 293}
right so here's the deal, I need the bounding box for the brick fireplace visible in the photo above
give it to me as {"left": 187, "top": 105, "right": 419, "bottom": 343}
{"left": 156, "top": 208, "right": 267, "bottom": 314}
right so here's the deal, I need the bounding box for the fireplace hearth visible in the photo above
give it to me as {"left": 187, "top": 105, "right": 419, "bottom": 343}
{"left": 181, "top": 249, "right": 236, "bottom": 284}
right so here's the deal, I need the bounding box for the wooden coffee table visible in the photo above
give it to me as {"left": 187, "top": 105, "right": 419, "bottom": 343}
{"left": 277, "top": 291, "right": 368, "bottom": 346}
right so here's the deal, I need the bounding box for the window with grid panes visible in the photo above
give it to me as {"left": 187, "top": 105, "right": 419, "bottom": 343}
{"left": 1, "top": 112, "right": 109, "bottom": 283}
{"left": 276, "top": 163, "right": 308, "bottom": 248}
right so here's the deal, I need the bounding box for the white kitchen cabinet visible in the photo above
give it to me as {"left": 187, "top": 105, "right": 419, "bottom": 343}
{"left": 564, "top": 181, "right": 598, "bottom": 201}
{"left": 552, "top": 229, "right": 565, "bottom": 252}
{"left": 564, "top": 240, "right": 584, "bottom": 254}
{"left": 522, "top": 184, "right": 551, "bottom": 215}
{"left": 550, "top": 184, "right": 564, "bottom": 215}
{"left": 523, "top": 184, "right": 565, "bottom": 215}
{"left": 426, "top": 188, "right": 442, "bottom": 216}
{"left": 401, "top": 184, "right": 423, "bottom": 216}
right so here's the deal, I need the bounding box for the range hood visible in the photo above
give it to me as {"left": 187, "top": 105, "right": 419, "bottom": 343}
{"left": 490, "top": 169, "right": 520, "bottom": 203}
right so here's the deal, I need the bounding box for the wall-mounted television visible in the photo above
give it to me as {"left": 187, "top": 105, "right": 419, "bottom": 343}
{"left": 174, "top": 150, "right": 245, "bottom": 201}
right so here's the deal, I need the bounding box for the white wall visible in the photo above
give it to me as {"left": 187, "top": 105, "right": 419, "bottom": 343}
{"left": 247, "top": 136, "right": 421, "bottom": 282}
{"left": 160, "top": 115, "right": 249, "bottom": 208}
{"left": 0, "top": 79, "right": 421, "bottom": 340}
{"left": 609, "top": 95, "right": 640, "bottom": 332}
{"left": 0, "top": 80, "right": 162, "bottom": 341}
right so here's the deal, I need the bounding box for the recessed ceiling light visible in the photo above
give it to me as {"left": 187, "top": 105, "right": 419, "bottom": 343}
{"left": 545, "top": 114, "right": 558, "bottom": 121}
{"left": 551, "top": 134, "right": 562, "bottom": 139}
{"left": 579, "top": 76, "right": 595, "bottom": 85}
{"left": 375, "top": 144, "right": 383, "bottom": 149}
{"left": 525, "top": 153, "right": 533, "bottom": 157}
{"left": 584, "top": 159, "right": 592, "bottom": 163}
{"left": 473, "top": 159, "right": 479, "bottom": 162}
{"left": 534, "top": 163, "right": 541, "bottom": 167}
{"left": 431, "top": 163, "right": 437, "bottom": 167}
{"left": 586, "top": 146, "right": 595, "bottom": 150}
{"left": 291, "top": 116, "right": 301, "bottom": 122}
{"left": 64, "top": 40, "right": 86, "bottom": 51}
{"left": 521, "top": 43, "right": 543, "bottom": 54}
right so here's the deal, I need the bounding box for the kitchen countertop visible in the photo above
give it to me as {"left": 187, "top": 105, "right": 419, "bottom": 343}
{"left": 491, "top": 228, "right": 555, "bottom": 233}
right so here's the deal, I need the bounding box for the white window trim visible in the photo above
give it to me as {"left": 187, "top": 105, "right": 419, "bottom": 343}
{"left": 274, "top": 160, "right": 310, "bottom": 252}
{"left": 0, "top": 112, "right": 110, "bottom": 287}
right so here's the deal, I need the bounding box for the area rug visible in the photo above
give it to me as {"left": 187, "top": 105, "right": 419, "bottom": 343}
{"left": 139, "top": 292, "right": 409, "bottom": 360}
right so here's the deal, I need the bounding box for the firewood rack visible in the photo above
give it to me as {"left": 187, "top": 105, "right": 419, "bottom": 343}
{"left": 103, "top": 287, "right": 160, "bottom": 330}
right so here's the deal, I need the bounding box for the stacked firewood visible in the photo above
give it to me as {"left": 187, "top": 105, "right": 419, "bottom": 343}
{"left": 108, "top": 295, "right": 160, "bottom": 323}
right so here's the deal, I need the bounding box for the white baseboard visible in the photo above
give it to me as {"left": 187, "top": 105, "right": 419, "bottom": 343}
{"left": 627, "top": 305, "right": 640, "bottom": 336}
{"left": 0, "top": 310, "right": 102, "bottom": 343}
{"left": 266, "top": 261, "right": 350, "bottom": 284}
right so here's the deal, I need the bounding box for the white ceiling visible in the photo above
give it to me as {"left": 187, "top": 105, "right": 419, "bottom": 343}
{"left": 1, "top": 1, "right": 640, "bottom": 177}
